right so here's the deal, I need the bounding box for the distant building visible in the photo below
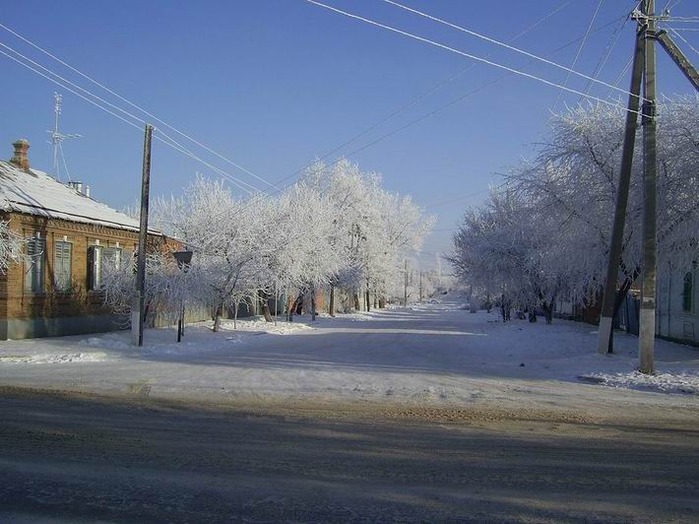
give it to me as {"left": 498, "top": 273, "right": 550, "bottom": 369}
{"left": 0, "top": 139, "right": 176, "bottom": 339}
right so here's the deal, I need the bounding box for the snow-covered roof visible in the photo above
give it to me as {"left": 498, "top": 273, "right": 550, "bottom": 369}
{"left": 0, "top": 159, "right": 160, "bottom": 234}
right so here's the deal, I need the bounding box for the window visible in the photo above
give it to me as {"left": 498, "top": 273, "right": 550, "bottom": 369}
{"left": 25, "top": 236, "right": 45, "bottom": 293}
{"left": 682, "top": 271, "right": 693, "bottom": 312}
{"left": 54, "top": 241, "right": 72, "bottom": 292}
{"left": 88, "top": 245, "right": 123, "bottom": 290}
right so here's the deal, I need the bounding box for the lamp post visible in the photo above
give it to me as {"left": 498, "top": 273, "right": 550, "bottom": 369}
{"left": 172, "top": 250, "right": 193, "bottom": 342}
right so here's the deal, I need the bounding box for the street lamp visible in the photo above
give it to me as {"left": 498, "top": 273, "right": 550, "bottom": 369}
{"left": 172, "top": 250, "right": 193, "bottom": 342}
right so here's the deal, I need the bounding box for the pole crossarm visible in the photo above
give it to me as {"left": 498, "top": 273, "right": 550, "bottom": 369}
{"left": 654, "top": 30, "right": 699, "bottom": 92}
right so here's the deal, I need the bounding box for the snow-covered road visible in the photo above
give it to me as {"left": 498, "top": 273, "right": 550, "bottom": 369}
{"left": 0, "top": 300, "right": 697, "bottom": 421}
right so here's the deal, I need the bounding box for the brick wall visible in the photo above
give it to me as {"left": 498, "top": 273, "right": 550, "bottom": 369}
{"left": 1, "top": 211, "right": 178, "bottom": 326}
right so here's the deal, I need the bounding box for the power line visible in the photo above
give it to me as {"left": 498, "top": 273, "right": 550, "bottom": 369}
{"left": 0, "top": 46, "right": 145, "bottom": 131}
{"left": 263, "top": 2, "right": 575, "bottom": 192}
{"left": 668, "top": 27, "right": 699, "bottom": 56}
{"left": 424, "top": 188, "right": 493, "bottom": 210}
{"left": 315, "top": 19, "right": 639, "bottom": 169}
{"left": 381, "top": 0, "right": 640, "bottom": 102}
{"left": 0, "top": 22, "right": 278, "bottom": 192}
{"left": 582, "top": 3, "right": 630, "bottom": 96}
{"left": 552, "top": 0, "right": 604, "bottom": 111}
{"left": 153, "top": 129, "right": 259, "bottom": 195}
{"left": 0, "top": 39, "right": 264, "bottom": 194}
{"left": 264, "top": 12, "right": 637, "bottom": 209}
{"left": 248, "top": 7, "right": 642, "bottom": 208}
{"left": 301, "top": 0, "right": 574, "bottom": 176}
{"left": 305, "top": 0, "right": 644, "bottom": 113}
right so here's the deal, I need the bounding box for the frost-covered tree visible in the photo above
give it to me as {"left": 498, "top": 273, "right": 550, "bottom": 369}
{"left": 254, "top": 181, "right": 344, "bottom": 320}
{"left": 0, "top": 219, "right": 25, "bottom": 274}
{"left": 448, "top": 187, "right": 561, "bottom": 322}
{"left": 153, "top": 176, "right": 271, "bottom": 331}
{"left": 302, "top": 158, "right": 433, "bottom": 311}
{"left": 450, "top": 98, "right": 699, "bottom": 322}
{"left": 101, "top": 251, "right": 184, "bottom": 326}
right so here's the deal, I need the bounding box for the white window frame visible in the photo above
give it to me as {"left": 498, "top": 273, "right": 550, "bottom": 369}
{"left": 89, "top": 245, "right": 123, "bottom": 290}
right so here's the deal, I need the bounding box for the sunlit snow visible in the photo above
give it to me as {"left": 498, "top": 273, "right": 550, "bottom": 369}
{"left": 0, "top": 300, "right": 697, "bottom": 405}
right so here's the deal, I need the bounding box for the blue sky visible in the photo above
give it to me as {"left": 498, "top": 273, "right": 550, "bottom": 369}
{"left": 1, "top": 1, "right": 698, "bottom": 269}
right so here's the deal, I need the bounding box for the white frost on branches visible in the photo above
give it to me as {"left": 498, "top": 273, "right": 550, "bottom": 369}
{"left": 0, "top": 219, "right": 25, "bottom": 274}
{"left": 449, "top": 97, "right": 699, "bottom": 320}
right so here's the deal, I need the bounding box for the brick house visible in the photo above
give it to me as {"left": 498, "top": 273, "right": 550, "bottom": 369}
{"left": 0, "top": 139, "right": 177, "bottom": 340}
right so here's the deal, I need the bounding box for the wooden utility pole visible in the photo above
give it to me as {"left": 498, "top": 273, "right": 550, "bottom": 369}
{"left": 639, "top": 0, "right": 658, "bottom": 374}
{"left": 597, "top": 21, "right": 646, "bottom": 355}
{"left": 132, "top": 123, "right": 154, "bottom": 347}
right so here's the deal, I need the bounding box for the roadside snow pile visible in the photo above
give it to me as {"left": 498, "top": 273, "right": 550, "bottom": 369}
{"left": 80, "top": 334, "right": 132, "bottom": 352}
{"left": 0, "top": 352, "right": 107, "bottom": 364}
{"left": 585, "top": 371, "right": 699, "bottom": 395}
{"left": 216, "top": 318, "right": 312, "bottom": 335}
{"left": 342, "top": 312, "right": 377, "bottom": 322}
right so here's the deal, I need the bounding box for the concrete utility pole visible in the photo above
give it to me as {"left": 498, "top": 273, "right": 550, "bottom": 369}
{"left": 597, "top": 22, "right": 646, "bottom": 355}
{"left": 639, "top": 0, "right": 658, "bottom": 374}
{"left": 597, "top": 0, "right": 699, "bottom": 373}
{"left": 655, "top": 31, "right": 699, "bottom": 91}
{"left": 132, "top": 124, "right": 154, "bottom": 347}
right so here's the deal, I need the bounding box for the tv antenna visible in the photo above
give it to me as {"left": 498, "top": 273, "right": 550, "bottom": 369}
{"left": 47, "top": 93, "right": 81, "bottom": 182}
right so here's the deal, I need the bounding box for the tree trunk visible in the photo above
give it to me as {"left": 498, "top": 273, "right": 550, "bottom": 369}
{"left": 311, "top": 284, "right": 317, "bottom": 321}
{"left": 500, "top": 294, "right": 507, "bottom": 323}
{"left": 213, "top": 303, "right": 223, "bottom": 332}
{"left": 260, "top": 290, "right": 273, "bottom": 322}
{"left": 329, "top": 284, "right": 336, "bottom": 317}
{"left": 543, "top": 302, "right": 553, "bottom": 324}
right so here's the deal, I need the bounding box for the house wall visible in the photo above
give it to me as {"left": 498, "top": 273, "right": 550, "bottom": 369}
{"left": 0, "top": 272, "right": 8, "bottom": 340}
{"left": 0, "top": 211, "right": 177, "bottom": 340}
{"left": 657, "top": 265, "right": 699, "bottom": 345}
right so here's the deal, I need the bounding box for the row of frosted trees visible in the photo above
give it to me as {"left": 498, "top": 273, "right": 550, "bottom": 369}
{"left": 104, "top": 159, "right": 434, "bottom": 330}
{"left": 448, "top": 96, "right": 699, "bottom": 323}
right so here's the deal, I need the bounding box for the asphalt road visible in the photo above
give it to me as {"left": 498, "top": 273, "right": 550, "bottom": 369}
{"left": 1, "top": 388, "right": 697, "bottom": 523}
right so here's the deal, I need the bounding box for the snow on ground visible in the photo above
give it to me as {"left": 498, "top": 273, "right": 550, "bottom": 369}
{"left": 0, "top": 299, "right": 697, "bottom": 413}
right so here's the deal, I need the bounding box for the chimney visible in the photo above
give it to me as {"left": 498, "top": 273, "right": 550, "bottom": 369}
{"left": 67, "top": 181, "right": 91, "bottom": 198}
{"left": 10, "top": 139, "right": 31, "bottom": 171}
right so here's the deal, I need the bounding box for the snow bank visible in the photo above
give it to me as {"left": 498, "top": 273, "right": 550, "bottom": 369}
{"left": 0, "top": 304, "right": 697, "bottom": 406}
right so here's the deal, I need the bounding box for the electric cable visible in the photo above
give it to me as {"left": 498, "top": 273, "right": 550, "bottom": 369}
{"left": 381, "top": 0, "right": 638, "bottom": 101}
{"left": 0, "top": 22, "right": 279, "bottom": 191}
{"left": 262, "top": 12, "right": 641, "bottom": 202}
{"left": 552, "top": 0, "right": 604, "bottom": 111}
{"left": 303, "top": 0, "right": 574, "bottom": 178}
{"left": 305, "top": 0, "right": 647, "bottom": 110}
{"left": 668, "top": 27, "right": 699, "bottom": 56}
{"left": 0, "top": 41, "right": 263, "bottom": 194}
{"left": 583, "top": 8, "right": 630, "bottom": 97}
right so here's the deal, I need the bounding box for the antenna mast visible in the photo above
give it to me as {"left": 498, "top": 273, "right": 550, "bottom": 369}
{"left": 48, "top": 93, "right": 81, "bottom": 181}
